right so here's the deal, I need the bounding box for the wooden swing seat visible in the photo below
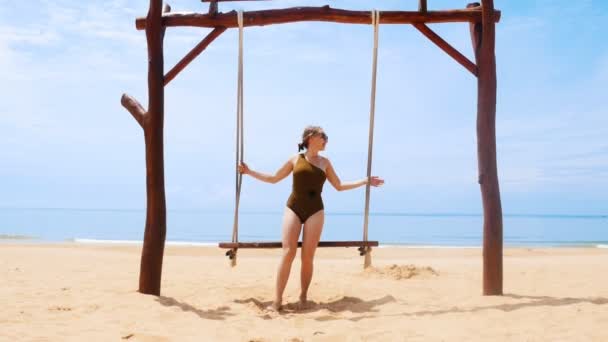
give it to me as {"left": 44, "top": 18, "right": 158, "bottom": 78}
{"left": 218, "top": 240, "right": 379, "bottom": 249}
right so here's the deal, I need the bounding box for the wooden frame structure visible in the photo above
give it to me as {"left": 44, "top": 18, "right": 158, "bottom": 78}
{"left": 121, "top": 0, "right": 503, "bottom": 296}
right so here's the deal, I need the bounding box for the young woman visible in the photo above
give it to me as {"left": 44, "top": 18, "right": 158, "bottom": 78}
{"left": 238, "top": 126, "right": 384, "bottom": 311}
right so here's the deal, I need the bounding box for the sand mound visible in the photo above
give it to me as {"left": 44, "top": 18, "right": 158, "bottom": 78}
{"left": 365, "top": 264, "right": 439, "bottom": 280}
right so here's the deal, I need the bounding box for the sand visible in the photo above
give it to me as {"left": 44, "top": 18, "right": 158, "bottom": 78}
{"left": 1, "top": 243, "right": 607, "bottom": 341}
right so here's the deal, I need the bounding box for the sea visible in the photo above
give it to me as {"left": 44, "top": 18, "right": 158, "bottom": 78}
{"left": 0, "top": 208, "right": 606, "bottom": 248}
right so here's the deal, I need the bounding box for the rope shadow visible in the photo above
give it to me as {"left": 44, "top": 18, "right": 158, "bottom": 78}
{"left": 156, "top": 296, "right": 234, "bottom": 320}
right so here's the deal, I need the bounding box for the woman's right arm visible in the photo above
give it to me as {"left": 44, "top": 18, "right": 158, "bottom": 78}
{"left": 240, "top": 157, "right": 294, "bottom": 184}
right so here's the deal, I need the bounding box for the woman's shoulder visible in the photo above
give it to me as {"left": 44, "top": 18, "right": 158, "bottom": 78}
{"left": 320, "top": 155, "right": 331, "bottom": 168}
{"left": 289, "top": 153, "right": 302, "bottom": 163}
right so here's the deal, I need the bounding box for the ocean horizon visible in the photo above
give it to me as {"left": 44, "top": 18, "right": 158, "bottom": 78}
{"left": 1, "top": 207, "right": 606, "bottom": 248}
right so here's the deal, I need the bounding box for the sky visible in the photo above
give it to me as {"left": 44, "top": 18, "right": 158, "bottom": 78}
{"left": 0, "top": 0, "right": 607, "bottom": 215}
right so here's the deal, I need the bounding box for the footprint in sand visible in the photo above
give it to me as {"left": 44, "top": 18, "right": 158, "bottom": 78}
{"left": 283, "top": 300, "right": 318, "bottom": 312}
{"left": 48, "top": 306, "right": 72, "bottom": 312}
{"left": 365, "top": 264, "right": 439, "bottom": 280}
{"left": 122, "top": 333, "right": 170, "bottom": 342}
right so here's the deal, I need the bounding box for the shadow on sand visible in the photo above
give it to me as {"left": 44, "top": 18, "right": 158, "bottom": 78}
{"left": 160, "top": 293, "right": 608, "bottom": 322}
{"left": 318, "top": 293, "right": 608, "bottom": 322}
{"left": 156, "top": 296, "right": 235, "bottom": 320}
{"left": 235, "top": 295, "right": 397, "bottom": 318}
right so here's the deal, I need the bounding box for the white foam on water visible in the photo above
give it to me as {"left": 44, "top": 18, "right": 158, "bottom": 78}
{"left": 73, "top": 239, "right": 217, "bottom": 247}
{"left": 378, "top": 244, "right": 481, "bottom": 249}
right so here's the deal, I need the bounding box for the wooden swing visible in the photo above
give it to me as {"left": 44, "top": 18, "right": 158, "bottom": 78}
{"left": 218, "top": 10, "right": 381, "bottom": 267}
{"left": 122, "top": 0, "right": 503, "bottom": 296}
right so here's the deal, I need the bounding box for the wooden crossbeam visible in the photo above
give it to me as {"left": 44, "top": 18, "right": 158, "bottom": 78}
{"left": 164, "top": 27, "right": 227, "bottom": 86}
{"left": 219, "top": 240, "right": 379, "bottom": 249}
{"left": 413, "top": 23, "right": 477, "bottom": 76}
{"left": 136, "top": 7, "right": 501, "bottom": 30}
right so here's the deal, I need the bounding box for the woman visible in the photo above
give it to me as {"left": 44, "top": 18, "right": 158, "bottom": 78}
{"left": 238, "top": 126, "right": 384, "bottom": 311}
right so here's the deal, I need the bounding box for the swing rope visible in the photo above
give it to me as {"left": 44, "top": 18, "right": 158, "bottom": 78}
{"left": 362, "top": 9, "right": 380, "bottom": 268}
{"left": 229, "top": 10, "right": 245, "bottom": 267}
{"left": 225, "top": 10, "right": 380, "bottom": 268}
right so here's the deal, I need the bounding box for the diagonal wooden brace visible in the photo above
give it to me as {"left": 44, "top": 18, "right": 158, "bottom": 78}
{"left": 413, "top": 23, "right": 478, "bottom": 76}
{"left": 164, "top": 27, "right": 227, "bottom": 86}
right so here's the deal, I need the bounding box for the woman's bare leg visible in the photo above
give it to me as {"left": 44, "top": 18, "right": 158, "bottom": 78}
{"left": 272, "top": 207, "right": 302, "bottom": 310}
{"left": 299, "top": 210, "right": 324, "bottom": 306}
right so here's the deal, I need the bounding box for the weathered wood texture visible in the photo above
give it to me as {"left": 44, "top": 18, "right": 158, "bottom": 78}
{"left": 121, "top": 94, "right": 146, "bottom": 128}
{"left": 138, "top": 0, "right": 169, "bottom": 296}
{"left": 413, "top": 23, "right": 477, "bottom": 76}
{"left": 219, "top": 241, "right": 380, "bottom": 249}
{"left": 136, "top": 7, "right": 501, "bottom": 30}
{"left": 164, "top": 27, "right": 227, "bottom": 86}
{"left": 468, "top": 1, "right": 503, "bottom": 296}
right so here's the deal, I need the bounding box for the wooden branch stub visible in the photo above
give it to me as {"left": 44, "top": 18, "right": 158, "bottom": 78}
{"left": 413, "top": 23, "right": 477, "bottom": 76}
{"left": 121, "top": 93, "right": 146, "bottom": 128}
{"left": 161, "top": 3, "right": 171, "bottom": 39}
{"left": 467, "top": 3, "right": 482, "bottom": 50}
{"left": 164, "top": 26, "right": 227, "bottom": 86}
{"left": 419, "top": 0, "right": 428, "bottom": 12}
{"left": 135, "top": 7, "right": 501, "bottom": 30}
{"left": 208, "top": 0, "right": 218, "bottom": 15}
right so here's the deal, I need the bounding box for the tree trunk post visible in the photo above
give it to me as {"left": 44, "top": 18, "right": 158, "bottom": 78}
{"left": 468, "top": 1, "right": 503, "bottom": 296}
{"left": 139, "top": 0, "right": 168, "bottom": 296}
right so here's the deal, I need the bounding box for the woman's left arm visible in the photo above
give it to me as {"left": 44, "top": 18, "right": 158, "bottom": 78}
{"left": 325, "top": 159, "right": 384, "bottom": 192}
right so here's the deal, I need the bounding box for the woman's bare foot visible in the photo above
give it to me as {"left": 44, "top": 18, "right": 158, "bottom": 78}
{"left": 265, "top": 300, "right": 282, "bottom": 312}
{"left": 297, "top": 295, "right": 313, "bottom": 310}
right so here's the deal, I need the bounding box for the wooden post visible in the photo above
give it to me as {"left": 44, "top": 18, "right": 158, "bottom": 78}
{"left": 139, "top": 0, "right": 169, "bottom": 296}
{"left": 468, "top": 1, "right": 503, "bottom": 295}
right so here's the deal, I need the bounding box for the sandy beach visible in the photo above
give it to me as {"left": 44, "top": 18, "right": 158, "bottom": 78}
{"left": 2, "top": 243, "right": 607, "bottom": 341}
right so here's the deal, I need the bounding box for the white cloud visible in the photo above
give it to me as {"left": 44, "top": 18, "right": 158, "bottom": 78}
{"left": 1, "top": 0, "right": 606, "bottom": 211}
{"left": 0, "top": 26, "right": 60, "bottom": 45}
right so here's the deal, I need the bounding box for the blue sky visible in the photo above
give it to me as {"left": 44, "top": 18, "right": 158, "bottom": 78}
{"left": 0, "top": 0, "right": 606, "bottom": 215}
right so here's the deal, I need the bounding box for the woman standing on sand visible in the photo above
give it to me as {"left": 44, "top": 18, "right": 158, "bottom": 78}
{"left": 238, "top": 125, "right": 384, "bottom": 311}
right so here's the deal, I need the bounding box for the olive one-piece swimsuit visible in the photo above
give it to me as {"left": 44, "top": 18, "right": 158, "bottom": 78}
{"left": 286, "top": 153, "right": 327, "bottom": 223}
